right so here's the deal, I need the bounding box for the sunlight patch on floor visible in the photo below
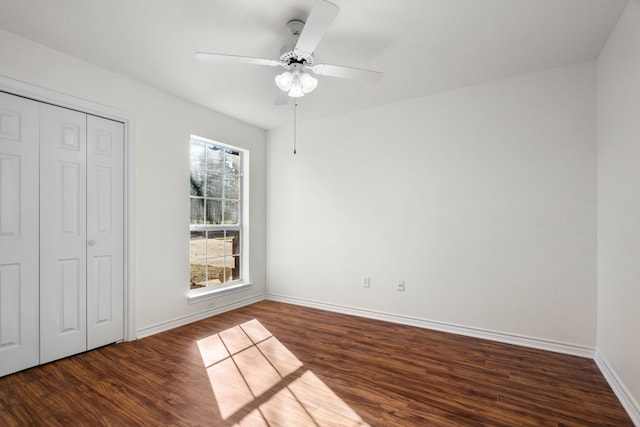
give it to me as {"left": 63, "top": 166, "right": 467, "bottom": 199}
{"left": 197, "top": 319, "right": 369, "bottom": 426}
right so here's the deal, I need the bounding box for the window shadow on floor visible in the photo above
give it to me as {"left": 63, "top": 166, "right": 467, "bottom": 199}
{"left": 197, "top": 319, "right": 369, "bottom": 426}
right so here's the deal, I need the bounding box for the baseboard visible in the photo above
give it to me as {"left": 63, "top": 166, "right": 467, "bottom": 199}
{"left": 136, "top": 293, "right": 266, "bottom": 339}
{"left": 595, "top": 350, "right": 640, "bottom": 425}
{"left": 266, "top": 293, "right": 595, "bottom": 358}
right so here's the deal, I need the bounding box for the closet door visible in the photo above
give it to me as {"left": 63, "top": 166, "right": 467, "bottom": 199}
{"left": 86, "top": 115, "right": 124, "bottom": 349}
{"left": 0, "top": 92, "right": 40, "bottom": 376}
{"left": 39, "top": 104, "right": 88, "bottom": 364}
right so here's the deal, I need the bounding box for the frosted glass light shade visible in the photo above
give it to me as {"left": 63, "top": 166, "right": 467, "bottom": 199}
{"left": 275, "top": 72, "right": 294, "bottom": 91}
{"left": 288, "top": 77, "right": 305, "bottom": 97}
{"left": 300, "top": 73, "right": 318, "bottom": 93}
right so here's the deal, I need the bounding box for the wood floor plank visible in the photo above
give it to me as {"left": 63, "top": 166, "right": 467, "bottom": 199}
{"left": 0, "top": 300, "right": 633, "bottom": 426}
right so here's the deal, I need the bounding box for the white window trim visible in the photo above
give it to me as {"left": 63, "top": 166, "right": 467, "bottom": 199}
{"left": 187, "top": 280, "right": 253, "bottom": 304}
{"left": 187, "top": 135, "right": 250, "bottom": 303}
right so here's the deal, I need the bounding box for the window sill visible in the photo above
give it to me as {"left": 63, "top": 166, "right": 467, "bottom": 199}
{"left": 187, "top": 281, "right": 252, "bottom": 304}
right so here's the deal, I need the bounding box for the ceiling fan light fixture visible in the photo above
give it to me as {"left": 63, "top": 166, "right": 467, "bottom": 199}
{"left": 275, "top": 63, "right": 318, "bottom": 98}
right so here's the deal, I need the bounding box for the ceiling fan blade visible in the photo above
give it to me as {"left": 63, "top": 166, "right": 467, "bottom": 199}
{"left": 196, "top": 52, "right": 282, "bottom": 67}
{"left": 311, "top": 63, "right": 383, "bottom": 83}
{"left": 295, "top": 0, "right": 339, "bottom": 56}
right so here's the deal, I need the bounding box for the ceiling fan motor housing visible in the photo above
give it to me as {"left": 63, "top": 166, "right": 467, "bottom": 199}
{"left": 280, "top": 20, "right": 314, "bottom": 69}
{"left": 287, "top": 19, "right": 305, "bottom": 37}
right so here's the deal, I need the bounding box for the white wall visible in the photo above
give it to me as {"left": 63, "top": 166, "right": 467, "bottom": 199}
{"left": 597, "top": 0, "right": 640, "bottom": 418}
{"left": 267, "top": 62, "right": 597, "bottom": 347}
{"left": 0, "top": 29, "right": 267, "bottom": 332}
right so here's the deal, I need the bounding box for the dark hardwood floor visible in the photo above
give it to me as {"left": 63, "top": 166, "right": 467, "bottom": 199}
{"left": 0, "top": 300, "right": 632, "bottom": 426}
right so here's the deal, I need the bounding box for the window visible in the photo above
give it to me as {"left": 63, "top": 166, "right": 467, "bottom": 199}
{"left": 189, "top": 137, "right": 243, "bottom": 292}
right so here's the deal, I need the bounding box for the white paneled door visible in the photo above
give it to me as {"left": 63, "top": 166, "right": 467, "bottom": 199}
{"left": 0, "top": 92, "right": 40, "bottom": 377}
{"left": 86, "top": 115, "right": 124, "bottom": 351}
{"left": 0, "top": 93, "right": 124, "bottom": 375}
{"left": 39, "top": 104, "right": 88, "bottom": 364}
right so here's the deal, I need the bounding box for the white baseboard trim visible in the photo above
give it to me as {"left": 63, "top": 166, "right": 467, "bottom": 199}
{"left": 136, "top": 293, "right": 266, "bottom": 339}
{"left": 595, "top": 350, "right": 640, "bottom": 426}
{"left": 266, "top": 294, "right": 595, "bottom": 358}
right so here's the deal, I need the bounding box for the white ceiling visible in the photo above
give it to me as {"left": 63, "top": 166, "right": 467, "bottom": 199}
{"left": 0, "top": 0, "right": 629, "bottom": 130}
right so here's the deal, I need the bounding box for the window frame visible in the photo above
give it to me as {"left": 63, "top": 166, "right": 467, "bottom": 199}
{"left": 187, "top": 135, "right": 251, "bottom": 303}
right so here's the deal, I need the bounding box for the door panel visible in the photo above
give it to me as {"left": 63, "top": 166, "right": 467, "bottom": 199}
{"left": 59, "top": 258, "right": 81, "bottom": 332}
{"left": 0, "top": 264, "right": 21, "bottom": 344}
{"left": 39, "top": 104, "right": 87, "bottom": 364}
{"left": 0, "top": 154, "right": 20, "bottom": 238}
{"left": 86, "top": 115, "right": 124, "bottom": 349}
{"left": 0, "top": 92, "right": 39, "bottom": 376}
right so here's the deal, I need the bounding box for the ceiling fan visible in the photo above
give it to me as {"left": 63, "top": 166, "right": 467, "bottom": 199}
{"left": 196, "top": 0, "right": 383, "bottom": 102}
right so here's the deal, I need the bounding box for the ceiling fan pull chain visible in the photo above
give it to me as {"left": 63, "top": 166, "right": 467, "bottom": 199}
{"left": 293, "top": 100, "right": 298, "bottom": 155}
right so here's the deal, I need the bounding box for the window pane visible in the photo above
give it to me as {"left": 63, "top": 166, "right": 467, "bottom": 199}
{"left": 207, "top": 230, "right": 225, "bottom": 257}
{"left": 190, "top": 140, "right": 205, "bottom": 171}
{"left": 206, "top": 199, "right": 222, "bottom": 224}
{"left": 191, "top": 169, "right": 205, "bottom": 197}
{"left": 190, "top": 140, "right": 206, "bottom": 197}
{"left": 190, "top": 260, "right": 207, "bottom": 289}
{"left": 224, "top": 174, "right": 240, "bottom": 199}
{"left": 190, "top": 198, "right": 204, "bottom": 224}
{"left": 223, "top": 200, "right": 239, "bottom": 224}
{"left": 231, "top": 255, "right": 240, "bottom": 280}
{"left": 225, "top": 150, "right": 240, "bottom": 175}
{"left": 206, "top": 258, "right": 225, "bottom": 285}
{"left": 222, "top": 255, "right": 234, "bottom": 281}
{"left": 206, "top": 145, "right": 224, "bottom": 172}
{"left": 206, "top": 172, "right": 223, "bottom": 198}
{"left": 190, "top": 231, "right": 206, "bottom": 259}
{"left": 227, "top": 230, "right": 240, "bottom": 255}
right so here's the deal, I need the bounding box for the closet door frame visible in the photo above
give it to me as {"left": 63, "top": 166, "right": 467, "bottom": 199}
{"left": 0, "top": 75, "right": 136, "bottom": 342}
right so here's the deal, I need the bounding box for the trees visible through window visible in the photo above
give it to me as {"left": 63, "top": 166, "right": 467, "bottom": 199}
{"left": 190, "top": 138, "right": 242, "bottom": 289}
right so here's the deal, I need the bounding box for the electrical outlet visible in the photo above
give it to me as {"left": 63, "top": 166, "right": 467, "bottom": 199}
{"left": 397, "top": 280, "right": 405, "bottom": 292}
{"left": 362, "top": 276, "right": 370, "bottom": 288}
